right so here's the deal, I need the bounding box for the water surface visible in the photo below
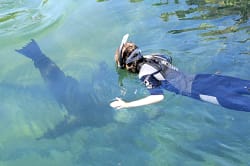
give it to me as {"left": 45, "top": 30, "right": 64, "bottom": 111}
{"left": 0, "top": 0, "right": 249, "bottom": 165}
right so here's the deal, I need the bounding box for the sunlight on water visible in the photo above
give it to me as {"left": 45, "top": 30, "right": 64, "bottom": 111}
{"left": 0, "top": 0, "right": 249, "bottom": 165}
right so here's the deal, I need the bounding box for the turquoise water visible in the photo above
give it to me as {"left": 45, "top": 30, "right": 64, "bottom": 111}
{"left": 0, "top": 0, "right": 250, "bottom": 165}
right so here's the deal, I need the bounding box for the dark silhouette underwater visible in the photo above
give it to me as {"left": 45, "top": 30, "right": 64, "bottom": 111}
{"left": 16, "top": 39, "right": 116, "bottom": 139}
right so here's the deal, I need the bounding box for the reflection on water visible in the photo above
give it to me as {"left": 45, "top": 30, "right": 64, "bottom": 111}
{"left": 154, "top": 0, "right": 249, "bottom": 23}
{"left": 153, "top": 0, "right": 249, "bottom": 37}
{"left": 186, "top": 0, "right": 249, "bottom": 24}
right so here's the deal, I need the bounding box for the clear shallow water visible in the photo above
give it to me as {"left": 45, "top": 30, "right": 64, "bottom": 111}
{"left": 0, "top": 0, "right": 250, "bottom": 165}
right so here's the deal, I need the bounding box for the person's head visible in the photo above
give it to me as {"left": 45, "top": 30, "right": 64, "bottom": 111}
{"left": 114, "top": 35, "right": 143, "bottom": 73}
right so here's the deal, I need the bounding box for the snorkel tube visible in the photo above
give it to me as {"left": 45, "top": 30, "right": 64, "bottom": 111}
{"left": 118, "top": 34, "right": 129, "bottom": 68}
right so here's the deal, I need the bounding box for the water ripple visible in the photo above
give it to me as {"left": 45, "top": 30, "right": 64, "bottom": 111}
{"left": 0, "top": 0, "right": 68, "bottom": 38}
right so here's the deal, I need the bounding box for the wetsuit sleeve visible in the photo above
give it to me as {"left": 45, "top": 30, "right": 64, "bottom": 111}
{"left": 140, "top": 75, "right": 164, "bottom": 95}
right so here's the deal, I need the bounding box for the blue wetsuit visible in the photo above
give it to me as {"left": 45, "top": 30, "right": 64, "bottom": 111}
{"left": 139, "top": 55, "right": 250, "bottom": 112}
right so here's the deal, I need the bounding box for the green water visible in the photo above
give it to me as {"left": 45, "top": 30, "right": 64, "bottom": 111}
{"left": 0, "top": 0, "right": 249, "bottom": 165}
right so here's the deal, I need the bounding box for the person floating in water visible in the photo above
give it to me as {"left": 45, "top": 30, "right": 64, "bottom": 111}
{"left": 16, "top": 39, "right": 114, "bottom": 139}
{"left": 110, "top": 34, "right": 250, "bottom": 112}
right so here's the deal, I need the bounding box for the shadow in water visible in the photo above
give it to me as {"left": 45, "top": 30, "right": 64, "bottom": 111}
{"left": 15, "top": 39, "right": 117, "bottom": 139}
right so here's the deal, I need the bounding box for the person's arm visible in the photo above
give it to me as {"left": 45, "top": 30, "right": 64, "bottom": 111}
{"left": 111, "top": 62, "right": 165, "bottom": 109}
{"left": 110, "top": 94, "right": 164, "bottom": 109}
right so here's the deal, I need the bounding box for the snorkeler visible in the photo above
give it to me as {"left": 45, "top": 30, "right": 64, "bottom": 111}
{"left": 110, "top": 34, "right": 250, "bottom": 112}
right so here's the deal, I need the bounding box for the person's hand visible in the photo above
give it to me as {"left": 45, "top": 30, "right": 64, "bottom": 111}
{"left": 110, "top": 97, "right": 128, "bottom": 109}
